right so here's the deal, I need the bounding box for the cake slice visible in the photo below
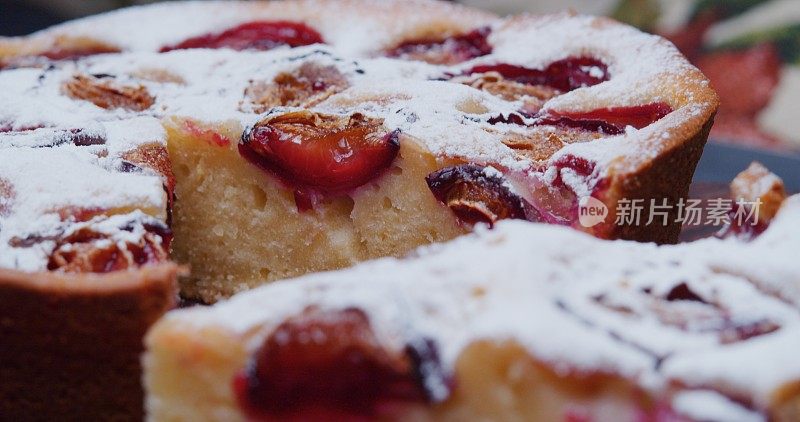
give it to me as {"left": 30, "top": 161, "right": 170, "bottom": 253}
{"left": 144, "top": 176, "right": 800, "bottom": 421}
{"left": 153, "top": 6, "right": 717, "bottom": 301}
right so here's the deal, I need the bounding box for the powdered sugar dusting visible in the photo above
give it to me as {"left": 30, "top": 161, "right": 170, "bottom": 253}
{"left": 162, "top": 195, "right": 800, "bottom": 419}
{"left": 672, "top": 390, "right": 762, "bottom": 422}
{"left": 26, "top": 0, "right": 495, "bottom": 54}
{"left": 0, "top": 1, "right": 714, "bottom": 271}
{"left": 0, "top": 146, "right": 166, "bottom": 270}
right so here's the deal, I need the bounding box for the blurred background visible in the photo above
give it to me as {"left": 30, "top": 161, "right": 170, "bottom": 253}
{"left": 1, "top": 0, "right": 799, "bottom": 176}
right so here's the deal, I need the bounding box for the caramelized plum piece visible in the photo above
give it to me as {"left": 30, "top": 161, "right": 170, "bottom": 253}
{"left": 536, "top": 115, "right": 625, "bottom": 136}
{"left": 466, "top": 57, "right": 609, "bottom": 92}
{"left": 243, "top": 62, "right": 349, "bottom": 113}
{"left": 55, "top": 207, "right": 107, "bottom": 223}
{"left": 718, "top": 319, "right": 780, "bottom": 344}
{"left": 535, "top": 103, "right": 674, "bottom": 135}
{"left": 664, "top": 282, "right": 707, "bottom": 303}
{"left": 486, "top": 103, "right": 672, "bottom": 135}
{"left": 0, "top": 123, "right": 37, "bottom": 134}
{"left": 719, "top": 202, "right": 769, "bottom": 241}
{"left": 46, "top": 216, "right": 171, "bottom": 273}
{"left": 457, "top": 73, "right": 558, "bottom": 114}
{"left": 552, "top": 154, "right": 596, "bottom": 179}
{"left": 66, "top": 128, "right": 106, "bottom": 146}
{"left": 426, "top": 164, "right": 539, "bottom": 227}
{"left": 543, "top": 103, "right": 673, "bottom": 130}
{"left": 160, "top": 21, "right": 324, "bottom": 52}
{"left": 386, "top": 27, "right": 492, "bottom": 65}
{"left": 0, "top": 123, "right": 106, "bottom": 147}
{"left": 120, "top": 143, "right": 175, "bottom": 187}
{"left": 487, "top": 112, "right": 528, "bottom": 126}
{"left": 628, "top": 283, "right": 781, "bottom": 345}
{"left": 239, "top": 111, "right": 400, "bottom": 192}
{"left": 518, "top": 154, "right": 615, "bottom": 231}
{"left": 234, "top": 308, "right": 449, "bottom": 419}
{"left": 121, "top": 143, "right": 177, "bottom": 211}
{"left": 549, "top": 154, "right": 610, "bottom": 201}
{"left": 62, "top": 74, "right": 154, "bottom": 111}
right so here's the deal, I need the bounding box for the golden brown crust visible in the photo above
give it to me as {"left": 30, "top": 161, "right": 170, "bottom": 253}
{"left": 773, "top": 380, "right": 800, "bottom": 421}
{"left": 0, "top": 265, "right": 181, "bottom": 421}
{"left": 604, "top": 114, "right": 715, "bottom": 243}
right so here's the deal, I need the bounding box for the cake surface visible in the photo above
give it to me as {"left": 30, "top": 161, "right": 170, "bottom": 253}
{"left": 145, "top": 190, "right": 800, "bottom": 421}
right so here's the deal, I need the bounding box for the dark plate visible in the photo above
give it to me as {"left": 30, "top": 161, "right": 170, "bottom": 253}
{"left": 693, "top": 141, "right": 800, "bottom": 192}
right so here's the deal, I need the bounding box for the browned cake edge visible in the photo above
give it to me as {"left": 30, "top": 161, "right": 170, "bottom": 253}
{"left": 607, "top": 114, "right": 716, "bottom": 244}
{"left": 0, "top": 264, "right": 181, "bottom": 421}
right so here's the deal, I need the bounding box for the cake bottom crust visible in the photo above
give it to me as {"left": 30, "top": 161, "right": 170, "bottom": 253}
{"left": 601, "top": 115, "right": 714, "bottom": 244}
{"left": 0, "top": 264, "right": 179, "bottom": 422}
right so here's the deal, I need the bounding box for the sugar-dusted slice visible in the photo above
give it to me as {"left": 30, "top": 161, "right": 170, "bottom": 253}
{"left": 145, "top": 191, "right": 800, "bottom": 421}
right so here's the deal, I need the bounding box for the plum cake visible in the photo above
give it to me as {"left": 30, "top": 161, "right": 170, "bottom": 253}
{"left": 0, "top": 0, "right": 719, "bottom": 419}
{"left": 145, "top": 176, "right": 798, "bottom": 421}
{"left": 1, "top": 0, "right": 717, "bottom": 302}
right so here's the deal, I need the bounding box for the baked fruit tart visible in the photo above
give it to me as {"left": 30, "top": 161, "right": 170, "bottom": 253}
{"left": 1, "top": 0, "right": 717, "bottom": 303}
{"left": 144, "top": 168, "right": 798, "bottom": 421}
{"left": 0, "top": 0, "right": 719, "bottom": 419}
